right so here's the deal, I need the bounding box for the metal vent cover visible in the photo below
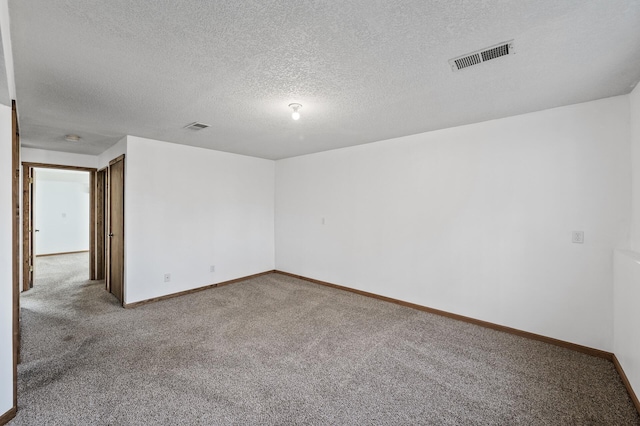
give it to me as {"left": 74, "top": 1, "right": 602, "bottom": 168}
{"left": 183, "top": 121, "right": 210, "bottom": 131}
{"left": 449, "top": 40, "right": 514, "bottom": 71}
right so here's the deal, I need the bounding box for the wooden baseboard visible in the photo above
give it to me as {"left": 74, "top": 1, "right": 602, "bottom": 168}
{"left": 274, "top": 270, "right": 613, "bottom": 361}
{"left": 36, "top": 250, "right": 89, "bottom": 257}
{"left": 612, "top": 354, "right": 640, "bottom": 415}
{"left": 0, "top": 407, "right": 16, "bottom": 426}
{"left": 123, "top": 270, "right": 276, "bottom": 308}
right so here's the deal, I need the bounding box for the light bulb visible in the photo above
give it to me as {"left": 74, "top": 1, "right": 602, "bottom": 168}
{"left": 289, "top": 103, "right": 302, "bottom": 121}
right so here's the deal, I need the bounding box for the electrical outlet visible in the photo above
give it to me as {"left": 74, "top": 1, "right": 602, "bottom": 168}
{"left": 572, "top": 231, "right": 584, "bottom": 244}
{"left": 164, "top": 273, "right": 171, "bottom": 282}
{"left": 210, "top": 265, "right": 215, "bottom": 273}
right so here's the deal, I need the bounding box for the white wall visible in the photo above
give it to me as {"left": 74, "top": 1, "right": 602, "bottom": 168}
{"left": 22, "top": 147, "right": 98, "bottom": 168}
{"left": 34, "top": 170, "right": 90, "bottom": 255}
{"left": 20, "top": 136, "right": 276, "bottom": 306}
{"left": 276, "top": 96, "right": 631, "bottom": 352}
{"left": 0, "top": 104, "right": 14, "bottom": 415}
{"left": 614, "top": 250, "right": 640, "bottom": 398}
{"left": 124, "top": 136, "right": 275, "bottom": 304}
{"left": 630, "top": 84, "right": 640, "bottom": 252}
{"left": 614, "top": 84, "right": 640, "bottom": 400}
{"left": 97, "top": 136, "right": 126, "bottom": 169}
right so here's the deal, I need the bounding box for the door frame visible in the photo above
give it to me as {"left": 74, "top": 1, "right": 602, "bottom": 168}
{"left": 21, "top": 162, "right": 98, "bottom": 291}
{"left": 11, "top": 100, "right": 20, "bottom": 414}
{"left": 96, "top": 167, "right": 107, "bottom": 281}
{"left": 21, "top": 166, "right": 34, "bottom": 291}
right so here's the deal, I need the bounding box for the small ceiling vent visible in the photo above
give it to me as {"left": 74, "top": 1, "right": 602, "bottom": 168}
{"left": 183, "top": 122, "right": 210, "bottom": 131}
{"left": 449, "top": 40, "right": 514, "bottom": 71}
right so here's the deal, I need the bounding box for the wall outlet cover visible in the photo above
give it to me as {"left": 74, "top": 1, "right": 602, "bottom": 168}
{"left": 572, "top": 231, "right": 584, "bottom": 244}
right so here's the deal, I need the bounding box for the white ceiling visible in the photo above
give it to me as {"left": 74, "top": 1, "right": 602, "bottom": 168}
{"left": 9, "top": 0, "right": 640, "bottom": 160}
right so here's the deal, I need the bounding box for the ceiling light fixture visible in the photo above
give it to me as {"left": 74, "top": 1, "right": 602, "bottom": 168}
{"left": 65, "top": 134, "right": 81, "bottom": 142}
{"left": 289, "top": 103, "right": 302, "bottom": 121}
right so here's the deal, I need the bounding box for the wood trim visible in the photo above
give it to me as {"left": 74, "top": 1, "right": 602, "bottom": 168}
{"left": 21, "top": 165, "right": 32, "bottom": 292}
{"left": 21, "top": 163, "right": 97, "bottom": 285}
{"left": 0, "top": 407, "right": 17, "bottom": 426}
{"left": 11, "top": 100, "right": 19, "bottom": 410}
{"left": 108, "top": 154, "right": 125, "bottom": 166}
{"left": 21, "top": 162, "right": 96, "bottom": 172}
{"left": 123, "top": 270, "right": 276, "bottom": 309}
{"left": 104, "top": 166, "right": 110, "bottom": 292}
{"left": 89, "top": 171, "right": 95, "bottom": 279}
{"left": 275, "top": 271, "right": 614, "bottom": 361}
{"left": 95, "top": 168, "right": 106, "bottom": 280}
{"left": 29, "top": 169, "right": 34, "bottom": 289}
{"left": 612, "top": 354, "right": 640, "bottom": 415}
{"left": 36, "top": 250, "right": 90, "bottom": 257}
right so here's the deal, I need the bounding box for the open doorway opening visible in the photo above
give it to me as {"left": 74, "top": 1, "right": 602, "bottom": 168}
{"left": 21, "top": 163, "right": 97, "bottom": 292}
{"left": 21, "top": 159, "right": 125, "bottom": 305}
{"left": 32, "top": 168, "right": 91, "bottom": 286}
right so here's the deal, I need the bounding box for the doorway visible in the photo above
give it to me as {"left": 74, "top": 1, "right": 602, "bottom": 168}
{"left": 22, "top": 163, "right": 97, "bottom": 292}
{"left": 21, "top": 156, "right": 125, "bottom": 304}
{"left": 33, "top": 168, "right": 91, "bottom": 285}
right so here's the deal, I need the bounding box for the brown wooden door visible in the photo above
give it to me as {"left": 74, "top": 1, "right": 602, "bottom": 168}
{"left": 107, "top": 155, "right": 125, "bottom": 304}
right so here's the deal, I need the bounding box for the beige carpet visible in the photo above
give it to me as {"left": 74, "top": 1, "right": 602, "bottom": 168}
{"left": 11, "top": 252, "right": 640, "bottom": 425}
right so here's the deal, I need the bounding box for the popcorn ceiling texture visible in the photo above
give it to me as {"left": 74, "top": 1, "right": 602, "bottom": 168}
{"left": 9, "top": 0, "right": 640, "bottom": 159}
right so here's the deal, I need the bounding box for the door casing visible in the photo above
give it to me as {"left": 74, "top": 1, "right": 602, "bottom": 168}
{"left": 96, "top": 168, "right": 107, "bottom": 281}
{"left": 21, "top": 163, "right": 98, "bottom": 291}
{"left": 21, "top": 166, "right": 34, "bottom": 291}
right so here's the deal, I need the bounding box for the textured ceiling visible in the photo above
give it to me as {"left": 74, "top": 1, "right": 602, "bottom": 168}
{"left": 9, "top": 0, "right": 640, "bottom": 160}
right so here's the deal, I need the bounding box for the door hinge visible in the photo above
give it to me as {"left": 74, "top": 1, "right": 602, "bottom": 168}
{"left": 29, "top": 177, "right": 33, "bottom": 184}
{"left": 29, "top": 266, "right": 33, "bottom": 272}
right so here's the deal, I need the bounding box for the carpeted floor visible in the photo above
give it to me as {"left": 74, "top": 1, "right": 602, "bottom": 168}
{"left": 11, "top": 253, "right": 640, "bottom": 425}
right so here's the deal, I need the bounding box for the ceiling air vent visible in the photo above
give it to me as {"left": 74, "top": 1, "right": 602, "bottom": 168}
{"left": 449, "top": 40, "right": 514, "bottom": 72}
{"left": 183, "top": 122, "right": 210, "bottom": 131}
